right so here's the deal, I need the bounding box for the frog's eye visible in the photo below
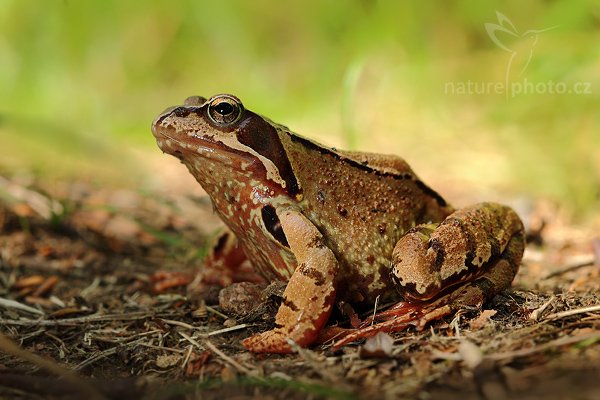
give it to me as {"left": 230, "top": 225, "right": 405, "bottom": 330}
{"left": 207, "top": 95, "right": 243, "bottom": 125}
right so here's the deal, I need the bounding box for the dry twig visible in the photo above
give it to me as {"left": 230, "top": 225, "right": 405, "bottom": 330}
{"left": 73, "top": 338, "right": 148, "bottom": 371}
{"left": 0, "top": 297, "right": 44, "bottom": 315}
{"left": 178, "top": 332, "right": 255, "bottom": 377}
{"left": 542, "top": 258, "right": 595, "bottom": 280}
{"left": 0, "top": 333, "right": 105, "bottom": 400}
{"left": 543, "top": 305, "right": 600, "bottom": 321}
{"left": 529, "top": 296, "right": 556, "bottom": 321}
{"left": 0, "top": 310, "right": 176, "bottom": 327}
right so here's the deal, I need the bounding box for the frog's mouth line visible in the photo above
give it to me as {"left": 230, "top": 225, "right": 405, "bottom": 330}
{"left": 152, "top": 126, "right": 255, "bottom": 166}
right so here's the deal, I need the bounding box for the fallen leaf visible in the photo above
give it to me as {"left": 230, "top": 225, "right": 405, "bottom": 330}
{"left": 469, "top": 309, "right": 497, "bottom": 330}
{"left": 220, "top": 366, "right": 237, "bottom": 382}
{"left": 47, "top": 307, "right": 90, "bottom": 319}
{"left": 156, "top": 354, "right": 181, "bottom": 369}
{"left": 12, "top": 275, "right": 45, "bottom": 289}
{"left": 32, "top": 276, "right": 59, "bottom": 297}
{"left": 185, "top": 351, "right": 212, "bottom": 376}
{"left": 359, "top": 331, "right": 394, "bottom": 358}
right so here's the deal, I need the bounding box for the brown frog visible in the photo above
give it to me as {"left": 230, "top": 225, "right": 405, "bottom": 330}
{"left": 151, "top": 94, "right": 525, "bottom": 353}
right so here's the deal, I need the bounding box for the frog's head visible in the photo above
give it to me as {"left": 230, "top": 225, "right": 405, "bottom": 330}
{"left": 152, "top": 94, "right": 300, "bottom": 196}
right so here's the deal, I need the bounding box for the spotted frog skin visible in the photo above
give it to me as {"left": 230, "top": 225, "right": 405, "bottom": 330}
{"left": 152, "top": 94, "right": 525, "bottom": 353}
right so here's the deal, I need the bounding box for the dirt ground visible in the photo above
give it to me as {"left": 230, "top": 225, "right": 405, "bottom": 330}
{"left": 0, "top": 174, "right": 599, "bottom": 400}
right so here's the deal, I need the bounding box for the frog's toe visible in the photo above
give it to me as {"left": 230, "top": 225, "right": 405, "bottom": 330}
{"left": 330, "top": 302, "right": 453, "bottom": 351}
{"left": 242, "top": 329, "right": 294, "bottom": 354}
{"left": 242, "top": 321, "right": 324, "bottom": 353}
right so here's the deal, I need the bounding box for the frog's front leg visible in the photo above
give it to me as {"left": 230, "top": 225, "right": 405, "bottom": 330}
{"left": 242, "top": 209, "right": 339, "bottom": 353}
{"left": 391, "top": 202, "right": 525, "bottom": 301}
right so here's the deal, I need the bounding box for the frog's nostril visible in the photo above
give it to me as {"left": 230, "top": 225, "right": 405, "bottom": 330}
{"left": 173, "top": 107, "right": 191, "bottom": 118}
{"left": 153, "top": 106, "right": 179, "bottom": 127}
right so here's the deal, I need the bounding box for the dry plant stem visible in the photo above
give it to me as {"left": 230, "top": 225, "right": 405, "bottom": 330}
{"left": 287, "top": 339, "right": 347, "bottom": 385}
{"left": 433, "top": 331, "right": 600, "bottom": 363}
{"left": 543, "top": 305, "right": 600, "bottom": 320}
{"left": 160, "top": 318, "right": 198, "bottom": 330}
{"left": 529, "top": 296, "right": 556, "bottom": 321}
{"left": 0, "top": 334, "right": 105, "bottom": 400}
{"left": 370, "top": 295, "right": 381, "bottom": 326}
{"left": 89, "top": 329, "right": 163, "bottom": 344}
{"left": 0, "top": 310, "right": 177, "bottom": 327}
{"left": 178, "top": 331, "right": 255, "bottom": 376}
{"left": 207, "top": 324, "right": 251, "bottom": 337}
{"left": 487, "top": 331, "right": 600, "bottom": 361}
{"left": 0, "top": 297, "right": 44, "bottom": 315}
{"left": 542, "top": 259, "right": 595, "bottom": 279}
{"left": 160, "top": 318, "right": 251, "bottom": 336}
{"left": 203, "top": 339, "right": 253, "bottom": 375}
{"left": 205, "top": 305, "right": 228, "bottom": 319}
{"left": 139, "top": 343, "right": 186, "bottom": 353}
{"left": 181, "top": 345, "right": 194, "bottom": 371}
{"left": 73, "top": 338, "right": 147, "bottom": 371}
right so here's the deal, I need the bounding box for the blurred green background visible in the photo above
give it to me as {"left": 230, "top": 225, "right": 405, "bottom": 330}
{"left": 0, "top": 0, "right": 598, "bottom": 214}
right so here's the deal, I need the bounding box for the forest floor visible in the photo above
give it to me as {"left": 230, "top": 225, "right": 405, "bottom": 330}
{"left": 0, "top": 174, "right": 599, "bottom": 399}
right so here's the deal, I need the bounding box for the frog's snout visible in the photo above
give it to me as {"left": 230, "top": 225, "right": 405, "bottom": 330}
{"left": 152, "top": 106, "right": 177, "bottom": 134}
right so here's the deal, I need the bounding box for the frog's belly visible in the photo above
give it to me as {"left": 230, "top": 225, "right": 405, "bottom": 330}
{"left": 335, "top": 255, "right": 399, "bottom": 305}
{"left": 327, "top": 232, "right": 402, "bottom": 305}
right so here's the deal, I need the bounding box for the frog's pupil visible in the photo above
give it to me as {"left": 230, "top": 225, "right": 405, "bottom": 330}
{"left": 215, "top": 102, "right": 234, "bottom": 115}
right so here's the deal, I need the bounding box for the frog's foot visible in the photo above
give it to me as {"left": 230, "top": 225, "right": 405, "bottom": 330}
{"left": 242, "top": 327, "right": 317, "bottom": 354}
{"left": 330, "top": 300, "right": 452, "bottom": 350}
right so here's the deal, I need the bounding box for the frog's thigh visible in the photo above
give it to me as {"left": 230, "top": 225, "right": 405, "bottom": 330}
{"left": 391, "top": 202, "right": 525, "bottom": 301}
{"left": 242, "top": 209, "right": 339, "bottom": 353}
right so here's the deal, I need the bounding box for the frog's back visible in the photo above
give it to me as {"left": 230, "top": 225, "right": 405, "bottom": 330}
{"left": 279, "top": 131, "right": 453, "bottom": 302}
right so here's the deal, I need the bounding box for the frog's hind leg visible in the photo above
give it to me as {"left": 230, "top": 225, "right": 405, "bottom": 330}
{"left": 186, "top": 228, "right": 265, "bottom": 297}
{"left": 331, "top": 203, "right": 525, "bottom": 350}
{"left": 391, "top": 202, "right": 524, "bottom": 302}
